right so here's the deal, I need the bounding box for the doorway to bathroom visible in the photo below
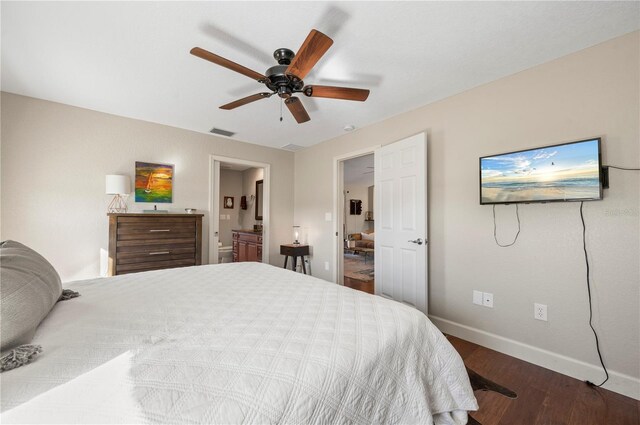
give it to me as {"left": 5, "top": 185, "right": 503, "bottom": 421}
{"left": 209, "top": 155, "right": 270, "bottom": 265}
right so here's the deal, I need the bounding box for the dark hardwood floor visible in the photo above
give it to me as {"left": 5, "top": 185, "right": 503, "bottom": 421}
{"left": 447, "top": 335, "right": 640, "bottom": 425}
{"left": 343, "top": 276, "right": 374, "bottom": 294}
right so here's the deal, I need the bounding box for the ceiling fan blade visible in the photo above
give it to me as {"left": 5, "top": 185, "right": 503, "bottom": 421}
{"left": 303, "top": 85, "right": 370, "bottom": 101}
{"left": 286, "top": 29, "right": 333, "bottom": 80}
{"left": 220, "top": 93, "right": 273, "bottom": 110}
{"left": 190, "top": 47, "right": 265, "bottom": 82}
{"left": 284, "top": 97, "right": 310, "bottom": 123}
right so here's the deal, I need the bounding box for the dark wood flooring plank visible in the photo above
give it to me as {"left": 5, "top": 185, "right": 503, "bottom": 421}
{"left": 445, "top": 335, "right": 480, "bottom": 360}
{"left": 567, "top": 386, "right": 609, "bottom": 425}
{"left": 343, "top": 276, "right": 374, "bottom": 294}
{"left": 446, "top": 336, "right": 640, "bottom": 425}
{"left": 605, "top": 391, "right": 640, "bottom": 425}
{"left": 499, "top": 385, "right": 546, "bottom": 425}
{"left": 463, "top": 346, "right": 520, "bottom": 424}
{"left": 473, "top": 391, "right": 512, "bottom": 425}
{"left": 533, "top": 372, "right": 578, "bottom": 425}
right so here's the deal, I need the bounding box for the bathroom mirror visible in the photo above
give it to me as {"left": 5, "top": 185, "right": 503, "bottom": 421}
{"left": 255, "top": 179, "right": 263, "bottom": 221}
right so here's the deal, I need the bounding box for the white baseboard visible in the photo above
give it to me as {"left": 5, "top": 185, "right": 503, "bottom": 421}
{"left": 429, "top": 315, "right": 640, "bottom": 400}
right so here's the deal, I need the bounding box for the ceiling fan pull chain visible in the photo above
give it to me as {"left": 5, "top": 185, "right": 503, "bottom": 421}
{"left": 280, "top": 99, "right": 283, "bottom": 122}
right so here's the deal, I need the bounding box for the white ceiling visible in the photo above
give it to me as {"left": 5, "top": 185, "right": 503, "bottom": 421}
{"left": 2, "top": 2, "right": 638, "bottom": 150}
{"left": 220, "top": 162, "right": 252, "bottom": 172}
{"left": 344, "top": 154, "right": 374, "bottom": 186}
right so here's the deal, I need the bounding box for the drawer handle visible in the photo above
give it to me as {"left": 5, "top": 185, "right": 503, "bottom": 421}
{"left": 149, "top": 251, "right": 170, "bottom": 255}
{"left": 149, "top": 229, "right": 171, "bottom": 232}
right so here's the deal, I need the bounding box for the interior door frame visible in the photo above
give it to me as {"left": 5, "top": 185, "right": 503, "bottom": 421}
{"left": 332, "top": 146, "right": 380, "bottom": 284}
{"left": 208, "top": 155, "right": 271, "bottom": 265}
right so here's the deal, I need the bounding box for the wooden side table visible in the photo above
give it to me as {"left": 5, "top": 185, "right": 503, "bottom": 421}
{"left": 280, "top": 244, "right": 310, "bottom": 274}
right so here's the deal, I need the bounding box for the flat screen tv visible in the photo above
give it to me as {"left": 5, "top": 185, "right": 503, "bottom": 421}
{"left": 480, "top": 138, "right": 603, "bottom": 205}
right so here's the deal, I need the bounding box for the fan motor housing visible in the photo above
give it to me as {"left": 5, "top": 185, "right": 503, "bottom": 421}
{"left": 265, "top": 63, "right": 304, "bottom": 98}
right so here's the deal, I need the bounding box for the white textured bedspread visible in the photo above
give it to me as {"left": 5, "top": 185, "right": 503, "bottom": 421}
{"left": 1, "top": 263, "right": 477, "bottom": 424}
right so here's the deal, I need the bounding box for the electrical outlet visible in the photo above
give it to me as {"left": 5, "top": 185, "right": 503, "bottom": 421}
{"left": 473, "top": 290, "right": 483, "bottom": 305}
{"left": 534, "top": 303, "right": 548, "bottom": 321}
{"left": 324, "top": 261, "right": 330, "bottom": 271}
{"left": 483, "top": 292, "right": 494, "bottom": 308}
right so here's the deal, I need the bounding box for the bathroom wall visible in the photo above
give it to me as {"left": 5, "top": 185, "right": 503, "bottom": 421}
{"left": 240, "top": 167, "right": 264, "bottom": 230}
{"left": 218, "top": 169, "right": 243, "bottom": 246}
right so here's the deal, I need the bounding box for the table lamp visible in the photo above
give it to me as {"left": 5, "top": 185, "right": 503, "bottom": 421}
{"left": 293, "top": 225, "right": 300, "bottom": 245}
{"left": 106, "top": 175, "right": 130, "bottom": 213}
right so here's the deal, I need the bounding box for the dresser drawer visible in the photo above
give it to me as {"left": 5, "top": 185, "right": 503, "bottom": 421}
{"left": 237, "top": 233, "right": 260, "bottom": 243}
{"left": 108, "top": 213, "right": 203, "bottom": 276}
{"left": 117, "top": 217, "right": 196, "bottom": 225}
{"left": 116, "top": 237, "right": 195, "bottom": 247}
{"left": 118, "top": 225, "right": 196, "bottom": 240}
{"left": 116, "top": 247, "right": 196, "bottom": 264}
{"left": 117, "top": 242, "right": 195, "bottom": 254}
{"left": 117, "top": 219, "right": 196, "bottom": 241}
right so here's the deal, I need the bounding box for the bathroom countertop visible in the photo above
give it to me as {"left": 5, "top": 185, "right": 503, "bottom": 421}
{"left": 232, "top": 229, "right": 262, "bottom": 234}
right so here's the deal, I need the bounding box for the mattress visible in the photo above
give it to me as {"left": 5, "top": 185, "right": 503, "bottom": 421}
{"left": 1, "top": 263, "right": 477, "bottom": 424}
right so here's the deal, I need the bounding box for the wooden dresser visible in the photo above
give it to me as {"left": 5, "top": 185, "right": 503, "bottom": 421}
{"left": 232, "top": 230, "right": 262, "bottom": 263}
{"left": 108, "top": 213, "right": 203, "bottom": 276}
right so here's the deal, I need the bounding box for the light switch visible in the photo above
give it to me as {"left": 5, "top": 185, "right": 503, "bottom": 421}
{"left": 325, "top": 212, "right": 332, "bottom": 221}
{"left": 473, "top": 290, "right": 483, "bottom": 306}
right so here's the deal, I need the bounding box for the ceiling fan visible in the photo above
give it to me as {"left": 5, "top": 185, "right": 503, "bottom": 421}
{"left": 190, "top": 29, "right": 370, "bottom": 124}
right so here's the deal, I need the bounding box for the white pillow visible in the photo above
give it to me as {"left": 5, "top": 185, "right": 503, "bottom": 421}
{"left": 0, "top": 240, "right": 62, "bottom": 352}
{"left": 361, "top": 232, "right": 375, "bottom": 241}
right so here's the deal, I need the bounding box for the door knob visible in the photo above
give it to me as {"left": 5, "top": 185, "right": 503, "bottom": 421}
{"left": 408, "top": 238, "right": 423, "bottom": 245}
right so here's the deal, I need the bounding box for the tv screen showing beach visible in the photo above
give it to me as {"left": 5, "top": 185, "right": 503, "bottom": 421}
{"left": 480, "top": 139, "right": 601, "bottom": 204}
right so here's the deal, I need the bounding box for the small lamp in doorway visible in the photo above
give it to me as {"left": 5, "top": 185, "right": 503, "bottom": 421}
{"left": 106, "top": 174, "right": 130, "bottom": 213}
{"left": 293, "top": 225, "right": 301, "bottom": 245}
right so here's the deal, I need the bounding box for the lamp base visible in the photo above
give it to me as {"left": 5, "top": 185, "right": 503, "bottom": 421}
{"left": 108, "top": 194, "right": 128, "bottom": 213}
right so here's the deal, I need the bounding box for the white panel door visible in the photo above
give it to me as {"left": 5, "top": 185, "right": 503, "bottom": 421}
{"left": 374, "top": 133, "right": 427, "bottom": 313}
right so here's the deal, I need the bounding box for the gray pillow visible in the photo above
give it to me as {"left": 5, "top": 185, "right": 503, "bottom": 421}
{"left": 0, "top": 240, "right": 62, "bottom": 352}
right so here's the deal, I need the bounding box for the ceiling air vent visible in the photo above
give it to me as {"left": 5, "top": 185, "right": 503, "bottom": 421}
{"left": 209, "top": 127, "right": 235, "bottom": 137}
{"left": 281, "top": 144, "right": 305, "bottom": 152}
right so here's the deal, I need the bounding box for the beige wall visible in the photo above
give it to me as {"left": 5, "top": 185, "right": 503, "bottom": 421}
{"left": 239, "top": 167, "right": 264, "bottom": 229}
{"left": 345, "top": 183, "right": 371, "bottom": 234}
{"left": 1, "top": 30, "right": 637, "bottom": 397}
{"left": 294, "top": 32, "right": 639, "bottom": 390}
{"left": 1, "top": 93, "right": 295, "bottom": 281}
{"left": 219, "top": 169, "right": 243, "bottom": 247}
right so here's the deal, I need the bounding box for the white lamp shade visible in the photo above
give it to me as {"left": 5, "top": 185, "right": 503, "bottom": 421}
{"left": 106, "top": 175, "right": 130, "bottom": 195}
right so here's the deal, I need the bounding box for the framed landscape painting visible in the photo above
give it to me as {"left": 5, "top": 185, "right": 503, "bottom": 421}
{"left": 135, "top": 161, "right": 173, "bottom": 203}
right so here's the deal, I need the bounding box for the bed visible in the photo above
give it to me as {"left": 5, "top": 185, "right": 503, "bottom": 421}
{"left": 1, "top": 262, "right": 477, "bottom": 424}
